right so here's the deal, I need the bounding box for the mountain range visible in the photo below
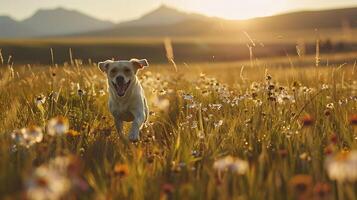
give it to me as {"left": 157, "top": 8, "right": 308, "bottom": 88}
{"left": 0, "top": 5, "right": 356, "bottom": 38}
{"left": 0, "top": 8, "right": 114, "bottom": 38}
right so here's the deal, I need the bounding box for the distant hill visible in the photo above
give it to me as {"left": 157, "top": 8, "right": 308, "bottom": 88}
{"left": 0, "top": 16, "right": 36, "bottom": 37}
{"left": 0, "top": 5, "right": 356, "bottom": 38}
{"left": 21, "top": 8, "right": 114, "bottom": 36}
{"left": 238, "top": 7, "right": 357, "bottom": 31}
{"left": 0, "top": 8, "right": 115, "bottom": 38}
{"left": 117, "top": 5, "right": 211, "bottom": 27}
{"left": 84, "top": 6, "right": 357, "bottom": 37}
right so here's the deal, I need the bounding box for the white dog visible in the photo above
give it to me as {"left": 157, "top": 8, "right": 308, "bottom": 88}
{"left": 98, "top": 59, "right": 149, "bottom": 141}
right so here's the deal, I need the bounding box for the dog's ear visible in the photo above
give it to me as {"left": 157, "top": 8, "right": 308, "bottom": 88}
{"left": 98, "top": 60, "right": 112, "bottom": 73}
{"left": 130, "top": 59, "right": 149, "bottom": 70}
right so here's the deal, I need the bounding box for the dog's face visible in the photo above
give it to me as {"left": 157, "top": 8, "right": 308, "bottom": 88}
{"left": 98, "top": 59, "right": 149, "bottom": 97}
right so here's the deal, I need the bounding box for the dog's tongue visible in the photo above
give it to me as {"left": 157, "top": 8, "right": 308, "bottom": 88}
{"left": 117, "top": 84, "right": 126, "bottom": 96}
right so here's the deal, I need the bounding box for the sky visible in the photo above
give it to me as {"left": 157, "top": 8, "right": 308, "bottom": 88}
{"left": 1, "top": 0, "right": 357, "bottom": 22}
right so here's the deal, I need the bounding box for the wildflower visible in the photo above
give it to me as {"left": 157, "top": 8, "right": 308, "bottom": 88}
{"left": 25, "top": 126, "right": 43, "bottom": 142}
{"left": 338, "top": 98, "right": 347, "bottom": 105}
{"left": 313, "top": 182, "right": 331, "bottom": 200}
{"left": 160, "top": 183, "right": 175, "bottom": 199}
{"left": 161, "top": 183, "right": 174, "bottom": 194}
{"left": 277, "top": 93, "right": 294, "bottom": 104}
{"left": 11, "top": 129, "right": 26, "bottom": 145}
{"left": 35, "top": 95, "right": 46, "bottom": 105}
{"left": 153, "top": 97, "right": 170, "bottom": 111}
{"left": 253, "top": 99, "right": 262, "bottom": 106}
{"left": 48, "top": 91, "right": 59, "bottom": 102}
{"left": 209, "top": 103, "right": 222, "bottom": 110}
{"left": 98, "top": 89, "right": 105, "bottom": 96}
{"left": 76, "top": 83, "right": 85, "bottom": 96}
{"left": 202, "top": 90, "right": 210, "bottom": 96}
{"left": 299, "top": 152, "right": 311, "bottom": 161}
{"left": 324, "top": 109, "right": 331, "bottom": 116}
{"left": 77, "top": 89, "right": 85, "bottom": 96}
{"left": 266, "top": 74, "right": 272, "bottom": 81}
{"left": 213, "top": 156, "right": 248, "bottom": 175}
{"left": 214, "top": 120, "right": 223, "bottom": 128}
{"left": 183, "top": 94, "right": 193, "bottom": 101}
{"left": 268, "top": 84, "right": 275, "bottom": 90}
{"left": 326, "top": 103, "right": 334, "bottom": 110}
{"left": 11, "top": 127, "right": 43, "bottom": 148}
{"left": 325, "top": 150, "right": 357, "bottom": 182}
{"left": 26, "top": 156, "right": 81, "bottom": 200}
{"left": 267, "top": 96, "right": 276, "bottom": 102}
{"left": 191, "top": 121, "right": 198, "bottom": 129}
{"left": 251, "top": 92, "right": 258, "bottom": 99}
{"left": 114, "top": 163, "right": 129, "bottom": 177}
{"left": 349, "top": 114, "right": 357, "bottom": 126}
{"left": 329, "top": 133, "right": 338, "bottom": 144}
{"left": 214, "top": 156, "right": 234, "bottom": 171}
{"left": 171, "top": 161, "right": 182, "bottom": 173}
{"left": 26, "top": 166, "right": 71, "bottom": 200}
{"left": 158, "top": 89, "right": 167, "bottom": 95}
{"left": 47, "top": 116, "right": 69, "bottom": 136}
{"left": 289, "top": 175, "right": 313, "bottom": 199}
{"left": 278, "top": 149, "right": 288, "bottom": 158}
{"left": 191, "top": 150, "right": 200, "bottom": 158}
{"left": 321, "top": 84, "right": 329, "bottom": 90}
{"left": 324, "top": 145, "right": 335, "bottom": 155}
{"left": 301, "top": 114, "right": 314, "bottom": 126}
{"left": 26, "top": 155, "right": 86, "bottom": 200}
{"left": 292, "top": 81, "right": 301, "bottom": 88}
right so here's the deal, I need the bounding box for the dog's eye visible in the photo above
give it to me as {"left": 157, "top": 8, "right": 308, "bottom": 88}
{"left": 109, "top": 69, "right": 118, "bottom": 76}
{"left": 124, "top": 68, "right": 131, "bottom": 73}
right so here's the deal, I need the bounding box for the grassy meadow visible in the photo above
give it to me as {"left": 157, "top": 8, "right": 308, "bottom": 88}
{"left": 0, "top": 50, "right": 356, "bottom": 200}
{"left": 1, "top": 29, "right": 357, "bottom": 65}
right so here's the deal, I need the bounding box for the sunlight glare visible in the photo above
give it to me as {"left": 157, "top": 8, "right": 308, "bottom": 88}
{"left": 187, "top": 0, "right": 288, "bottom": 19}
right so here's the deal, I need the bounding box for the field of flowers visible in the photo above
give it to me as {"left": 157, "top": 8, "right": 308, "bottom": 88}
{"left": 0, "top": 59, "right": 356, "bottom": 199}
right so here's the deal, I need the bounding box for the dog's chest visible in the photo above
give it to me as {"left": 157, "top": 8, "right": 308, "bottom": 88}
{"left": 109, "top": 101, "right": 134, "bottom": 122}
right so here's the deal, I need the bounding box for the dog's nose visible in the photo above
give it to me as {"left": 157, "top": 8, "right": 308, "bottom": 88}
{"left": 116, "top": 76, "right": 125, "bottom": 84}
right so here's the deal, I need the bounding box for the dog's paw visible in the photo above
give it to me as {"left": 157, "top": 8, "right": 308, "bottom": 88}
{"left": 128, "top": 132, "right": 140, "bottom": 142}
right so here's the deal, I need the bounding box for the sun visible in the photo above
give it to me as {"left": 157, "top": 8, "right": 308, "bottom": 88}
{"left": 186, "top": 0, "right": 288, "bottom": 19}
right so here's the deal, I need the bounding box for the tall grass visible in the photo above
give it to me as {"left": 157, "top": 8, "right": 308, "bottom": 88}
{"left": 0, "top": 57, "right": 356, "bottom": 199}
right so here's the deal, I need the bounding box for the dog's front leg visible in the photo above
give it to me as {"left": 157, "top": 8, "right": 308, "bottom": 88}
{"left": 128, "top": 114, "right": 145, "bottom": 142}
{"left": 114, "top": 118, "right": 124, "bottom": 135}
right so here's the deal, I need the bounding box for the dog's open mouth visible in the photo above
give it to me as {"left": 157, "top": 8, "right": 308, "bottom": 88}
{"left": 112, "top": 80, "right": 131, "bottom": 97}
